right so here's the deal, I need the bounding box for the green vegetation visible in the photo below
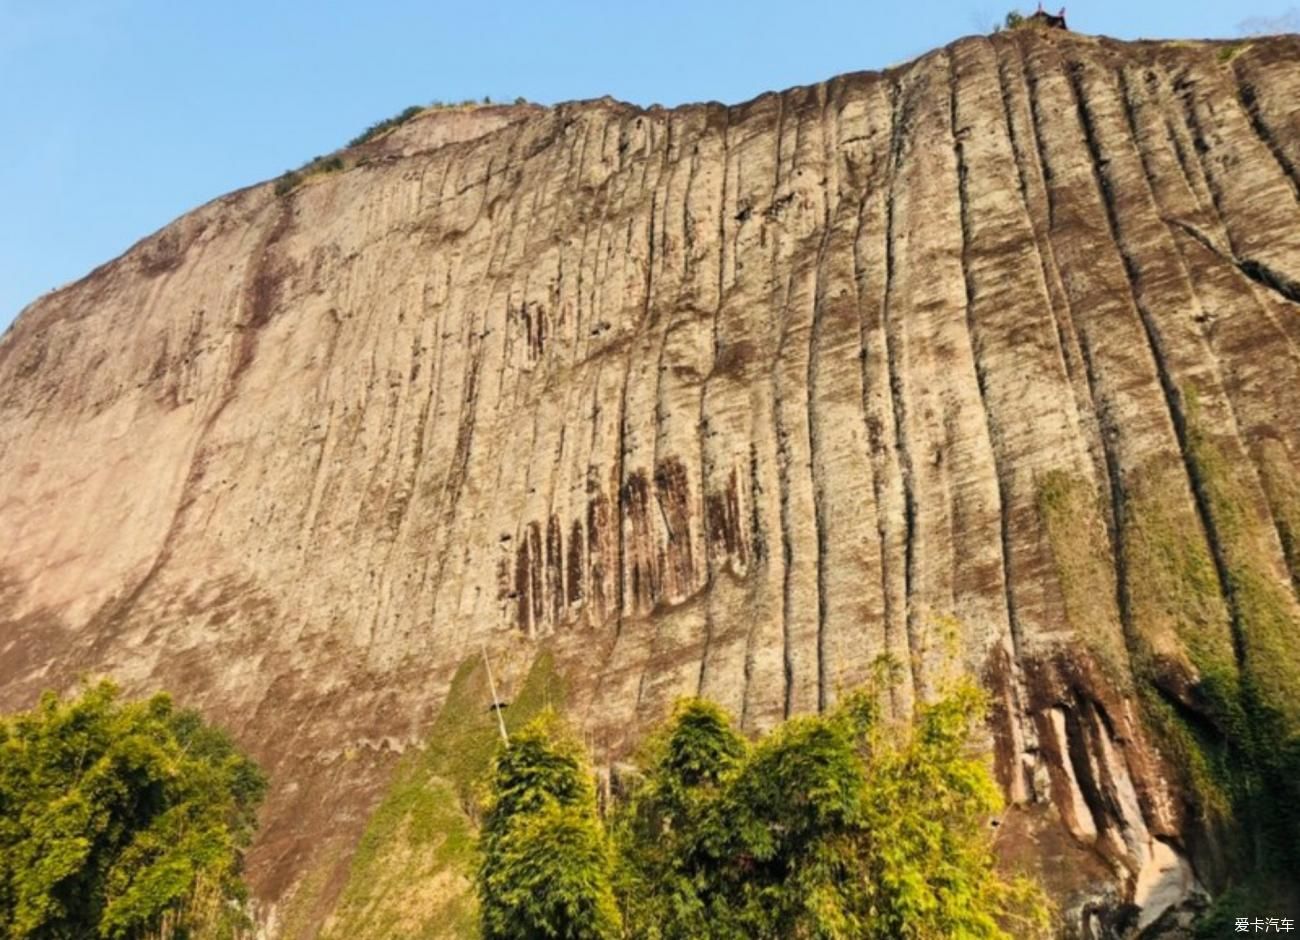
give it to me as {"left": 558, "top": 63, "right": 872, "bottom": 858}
{"left": 274, "top": 95, "right": 533, "bottom": 197}
{"left": 479, "top": 714, "right": 621, "bottom": 940}
{"left": 322, "top": 651, "right": 566, "bottom": 939}
{"left": 1034, "top": 388, "right": 1300, "bottom": 919}
{"left": 0, "top": 681, "right": 265, "bottom": 939}
{"left": 1257, "top": 442, "right": 1300, "bottom": 592}
{"left": 1118, "top": 455, "right": 1245, "bottom": 830}
{"left": 348, "top": 104, "right": 426, "bottom": 147}
{"left": 1035, "top": 460, "right": 1244, "bottom": 827}
{"left": 346, "top": 96, "right": 514, "bottom": 149}
{"left": 1036, "top": 470, "right": 1129, "bottom": 683}
{"left": 479, "top": 669, "right": 1050, "bottom": 940}
{"left": 1179, "top": 391, "right": 1300, "bottom": 871}
{"left": 274, "top": 154, "right": 347, "bottom": 196}
{"left": 1217, "top": 43, "right": 1250, "bottom": 63}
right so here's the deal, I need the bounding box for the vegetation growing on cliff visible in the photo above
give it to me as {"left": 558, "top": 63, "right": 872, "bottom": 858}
{"left": 274, "top": 154, "right": 347, "bottom": 196}
{"left": 348, "top": 104, "right": 427, "bottom": 148}
{"left": 1033, "top": 394, "right": 1300, "bottom": 924}
{"left": 318, "top": 651, "right": 567, "bottom": 939}
{"left": 478, "top": 670, "right": 1050, "bottom": 939}
{"left": 273, "top": 96, "right": 533, "bottom": 196}
{"left": 479, "top": 714, "right": 620, "bottom": 940}
{"left": 0, "top": 681, "right": 265, "bottom": 939}
{"left": 1177, "top": 391, "right": 1300, "bottom": 879}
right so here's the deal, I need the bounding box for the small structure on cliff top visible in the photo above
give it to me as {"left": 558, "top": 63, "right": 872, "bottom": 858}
{"left": 1027, "top": 2, "right": 1068, "bottom": 29}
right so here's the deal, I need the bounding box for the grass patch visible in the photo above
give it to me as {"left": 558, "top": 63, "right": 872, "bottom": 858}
{"left": 1115, "top": 449, "right": 1259, "bottom": 852}
{"left": 1123, "top": 466, "right": 1239, "bottom": 710}
{"left": 322, "top": 650, "right": 567, "bottom": 939}
{"left": 273, "top": 154, "right": 347, "bottom": 197}
{"left": 1178, "top": 390, "right": 1300, "bottom": 877}
{"left": 1038, "top": 404, "right": 1300, "bottom": 918}
{"left": 1217, "top": 43, "right": 1249, "bottom": 64}
{"left": 1036, "top": 470, "right": 1129, "bottom": 684}
{"left": 1035, "top": 467, "right": 1247, "bottom": 820}
{"left": 348, "top": 104, "right": 427, "bottom": 148}
{"left": 276, "top": 844, "right": 344, "bottom": 940}
{"left": 1136, "top": 678, "right": 1235, "bottom": 822}
{"left": 1256, "top": 441, "right": 1300, "bottom": 597}
{"left": 1183, "top": 390, "right": 1300, "bottom": 728}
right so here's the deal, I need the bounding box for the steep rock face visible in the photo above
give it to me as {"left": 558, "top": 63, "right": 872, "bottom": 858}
{"left": 2, "top": 29, "right": 1299, "bottom": 936}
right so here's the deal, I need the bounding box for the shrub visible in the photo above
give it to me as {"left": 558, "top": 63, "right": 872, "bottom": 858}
{"left": 273, "top": 154, "right": 347, "bottom": 197}
{"left": 1217, "top": 43, "right": 1246, "bottom": 63}
{"left": 347, "top": 104, "right": 425, "bottom": 148}
{"left": 273, "top": 172, "right": 301, "bottom": 197}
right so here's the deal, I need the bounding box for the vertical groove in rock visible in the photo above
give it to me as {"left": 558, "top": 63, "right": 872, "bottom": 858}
{"left": 772, "top": 268, "right": 798, "bottom": 719}
{"left": 696, "top": 107, "right": 727, "bottom": 696}
{"left": 881, "top": 75, "right": 923, "bottom": 700}
{"left": 950, "top": 44, "right": 1019, "bottom": 657}
{"left": 1229, "top": 62, "right": 1300, "bottom": 201}
{"left": 807, "top": 82, "right": 834, "bottom": 712}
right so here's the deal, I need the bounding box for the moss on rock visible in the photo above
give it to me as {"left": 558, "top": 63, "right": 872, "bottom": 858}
{"left": 321, "top": 650, "right": 567, "bottom": 939}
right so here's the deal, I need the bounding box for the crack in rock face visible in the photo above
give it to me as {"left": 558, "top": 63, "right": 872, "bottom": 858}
{"left": 3, "top": 30, "right": 1300, "bottom": 939}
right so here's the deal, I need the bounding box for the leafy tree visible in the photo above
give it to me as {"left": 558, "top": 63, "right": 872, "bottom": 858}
{"left": 854, "top": 681, "right": 1048, "bottom": 939}
{"left": 477, "top": 670, "right": 1048, "bottom": 940}
{"left": 478, "top": 712, "right": 621, "bottom": 940}
{"left": 0, "top": 680, "right": 266, "bottom": 940}
{"left": 612, "top": 700, "right": 748, "bottom": 939}
{"left": 613, "top": 675, "right": 1050, "bottom": 939}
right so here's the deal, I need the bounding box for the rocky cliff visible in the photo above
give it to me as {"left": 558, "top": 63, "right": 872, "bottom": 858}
{"left": 3, "top": 26, "right": 1299, "bottom": 938}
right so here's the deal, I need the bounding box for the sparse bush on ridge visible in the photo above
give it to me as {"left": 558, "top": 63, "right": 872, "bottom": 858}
{"left": 273, "top": 154, "right": 346, "bottom": 197}
{"left": 274, "top": 95, "right": 532, "bottom": 196}
{"left": 1218, "top": 42, "right": 1248, "bottom": 63}
{"left": 347, "top": 104, "right": 426, "bottom": 148}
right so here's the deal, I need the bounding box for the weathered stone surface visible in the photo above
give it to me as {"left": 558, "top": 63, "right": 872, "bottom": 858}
{"left": 2, "top": 29, "right": 1299, "bottom": 937}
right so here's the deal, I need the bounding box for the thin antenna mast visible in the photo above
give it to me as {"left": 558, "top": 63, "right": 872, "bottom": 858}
{"left": 481, "top": 644, "right": 509, "bottom": 745}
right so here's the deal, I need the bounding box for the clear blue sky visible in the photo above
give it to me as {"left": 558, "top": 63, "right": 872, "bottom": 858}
{"left": 2, "top": 0, "right": 1293, "bottom": 334}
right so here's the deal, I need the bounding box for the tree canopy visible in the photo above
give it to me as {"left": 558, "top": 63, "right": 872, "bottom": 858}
{"left": 477, "top": 673, "right": 1051, "bottom": 940}
{"left": 478, "top": 713, "right": 622, "bottom": 940}
{"left": 0, "top": 681, "right": 266, "bottom": 940}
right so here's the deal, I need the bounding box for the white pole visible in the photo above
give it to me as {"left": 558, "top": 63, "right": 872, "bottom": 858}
{"left": 481, "top": 644, "right": 509, "bottom": 745}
